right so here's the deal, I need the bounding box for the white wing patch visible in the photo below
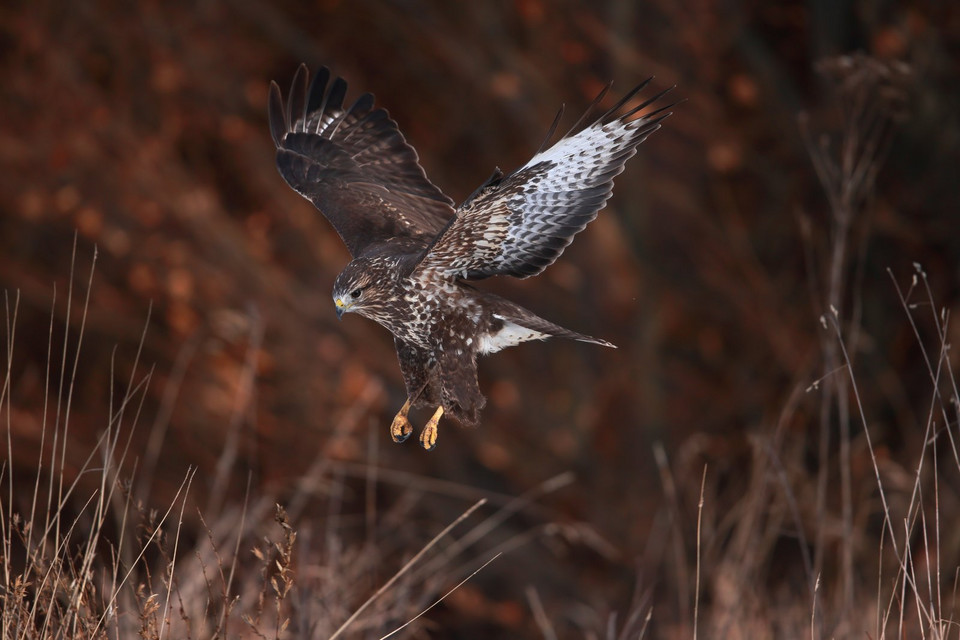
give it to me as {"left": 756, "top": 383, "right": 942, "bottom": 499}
{"left": 477, "top": 315, "right": 550, "bottom": 354}
{"left": 414, "top": 81, "right": 670, "bottom": 281}
{"left": 522, "top": 118, "right": 640, "bottom": 172}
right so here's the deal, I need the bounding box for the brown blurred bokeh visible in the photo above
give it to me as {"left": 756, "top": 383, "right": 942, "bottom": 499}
{"left": 2, "top": 0, "right": 959, "bottom": 637}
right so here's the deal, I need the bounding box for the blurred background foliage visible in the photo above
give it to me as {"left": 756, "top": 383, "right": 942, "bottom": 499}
{"left": 1, "top": 0, "right": 959, "bottom": 637}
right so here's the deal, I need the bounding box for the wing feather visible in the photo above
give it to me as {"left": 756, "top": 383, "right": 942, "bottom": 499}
{"left": 415, "top": 79, "right": 674, "bottom": 279}
{"left": 270, "top": 65, "right": 455, "bottom": 257}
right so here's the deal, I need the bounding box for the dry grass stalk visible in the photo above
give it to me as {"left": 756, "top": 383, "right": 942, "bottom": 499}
{"left": 800, "top": 53, "right": 913, "bottom": 631}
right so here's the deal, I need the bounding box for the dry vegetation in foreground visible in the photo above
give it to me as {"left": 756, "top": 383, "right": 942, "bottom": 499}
{"left": 2, "top": 263, "right": 959, "bottom": 639}
{"left": 0, "top": 269, "right": 598, "bottom": 638}
{"left": 0, "top": 280, "right": 526, "bottom": 638}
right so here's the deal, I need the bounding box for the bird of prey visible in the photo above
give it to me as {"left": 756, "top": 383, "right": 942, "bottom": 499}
{"left": 269, "top": 65, "right": 672, "bottom": 450}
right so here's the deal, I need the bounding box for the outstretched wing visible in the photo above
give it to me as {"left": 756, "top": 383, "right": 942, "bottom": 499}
{"left": 269, "top": 65, "right": 455, "bottom": 256}
{"left": 415, "top": 79, "right": 673, "bottom": 279}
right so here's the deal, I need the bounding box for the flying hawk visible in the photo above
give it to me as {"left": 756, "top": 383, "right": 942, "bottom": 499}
{"left": 269, "top": 65, "right": 672, "bottom": 450}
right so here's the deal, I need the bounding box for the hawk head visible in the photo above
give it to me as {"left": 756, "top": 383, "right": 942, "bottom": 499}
{"left": 332, "top": 257, "right": 396, "bottom": 323}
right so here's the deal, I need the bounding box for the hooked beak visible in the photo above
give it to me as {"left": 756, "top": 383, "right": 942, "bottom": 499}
{"left": 334, "top": 298, "right": 346, "bottom": 320}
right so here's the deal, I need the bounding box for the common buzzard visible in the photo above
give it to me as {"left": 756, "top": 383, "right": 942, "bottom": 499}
{"left": 269, "top": 65, "right": 672, "bottom": 449}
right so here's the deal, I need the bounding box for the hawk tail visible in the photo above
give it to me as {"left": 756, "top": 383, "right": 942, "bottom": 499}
{"left": 486, "top": 297, "right": 617, "bottom": 352}
{"left": 537, "top": 321, "right": 617, "bottom": 349}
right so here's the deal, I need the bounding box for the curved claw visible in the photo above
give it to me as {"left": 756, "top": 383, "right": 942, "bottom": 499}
{"left": 419, "top": 406, "right": 444, "bottom": 451}
{"left": 391, "top": 414, "right": 413, "bottom": 443}
{"left": 390, "top": 400, "right": 413, "bottom": 443}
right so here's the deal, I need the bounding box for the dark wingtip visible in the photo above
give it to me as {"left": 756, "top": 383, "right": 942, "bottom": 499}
{"left": 287, "top": 64, "right": 309, "bottom": 134}
{"left": 599, "top": 76, "right": 654, "bottom": 124}
{"left": 325, "top": 77, "right": 348, "bottom": 113}
{"left": 306, "top": 66, "right": 331, "bottom": 115}
{"left": 620, "top": 84, "right": 677, "bottom": 121}
{"left": 348, "top": 92, "right": 375, "bottom": 118}
{"left": 565, "top": 81, "right": 614, "bottom": 137}
{"left": 535, "top": 104, "right": 565, "bottom": 155}
{"left": 267, "top": 80, "right": 286, "bottom": 147}
{"left": 631, "top": 97, "right": 683, "bottom": 129}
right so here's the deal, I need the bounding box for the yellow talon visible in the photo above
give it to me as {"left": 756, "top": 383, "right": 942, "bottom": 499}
{"left": 390, "top": 399, "right": 413, "bottom": 443}
{"left": 419, "top": 406, "right": 444, "bottom": 451}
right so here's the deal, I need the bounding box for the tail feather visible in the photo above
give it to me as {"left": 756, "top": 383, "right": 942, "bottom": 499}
{"left": 479, "top": 293, "right": 617, "bottom": 353}
{"left": 509, "top": 310, "right": 617, "bottom": 349}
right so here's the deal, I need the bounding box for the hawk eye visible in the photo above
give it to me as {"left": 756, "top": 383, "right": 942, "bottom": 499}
{"left": 351, "top": 288, "right": 363, "bottom": 299}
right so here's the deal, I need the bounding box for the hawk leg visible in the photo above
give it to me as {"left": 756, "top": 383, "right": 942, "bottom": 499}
{"left": 390, "top": 398, "right": 414, "bottom": 443}
{"left": 392, "top": 337, "right": 440, "bottom": 445}
{"left": 391, "top": 373, "right": 433, "bottom": 444}
{"left": 419, "top": 406, "right": 444, "bottom": 451}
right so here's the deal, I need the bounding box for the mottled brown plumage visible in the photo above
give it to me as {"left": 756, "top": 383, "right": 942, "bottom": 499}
{"left": 269, "top": 65, "right": 673, "bottom": 449}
